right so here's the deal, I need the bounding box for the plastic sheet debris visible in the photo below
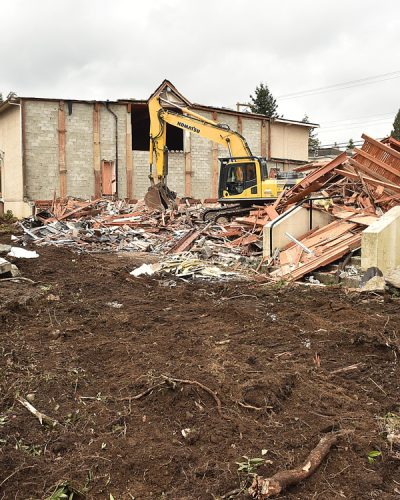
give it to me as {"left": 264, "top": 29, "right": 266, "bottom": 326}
{"left": 130, "top": 264, "right": 156, "bottom": 277}
{"left": 131, "top": 256, "right": 240, "bottom": 281}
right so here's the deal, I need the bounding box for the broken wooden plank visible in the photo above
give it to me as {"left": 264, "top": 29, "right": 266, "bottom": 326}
{"left": 166, "top": 228, "right": 202, "bottom": 254}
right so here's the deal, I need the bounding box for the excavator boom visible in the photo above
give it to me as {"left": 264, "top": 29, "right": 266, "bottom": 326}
{"left": 145, "top": 80, "right": 302, "bottom": 216}
{"left": 145, "top": 81, "right": 254, "bottom": 210}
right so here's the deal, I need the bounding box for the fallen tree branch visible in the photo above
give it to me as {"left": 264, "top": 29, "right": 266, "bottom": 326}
{"left": 16, "top": 396, "right": 57, "bottom": 427}
{"left": 0, "top": 464, "right": 36, "bottom": 488}
{"left": 0, "top": 277, "right": 37, "bottom": 284}
{"left": 248, "top": 432, "right": 342, "bottom": 498}
{"left": 161, "top": 375, "right": 224, "bottom": 417}
{"left": 121, "top": 382, "right": 166, "bottom": 401}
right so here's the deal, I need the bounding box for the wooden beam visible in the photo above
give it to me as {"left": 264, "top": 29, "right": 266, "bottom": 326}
{"left": 58, "top": 101, "right": 67, "bottom": 198}
{"left": 335, "top": 167, "right": 400, "bottom": 194}
{"left": 212, "top": 111, "right": 219, "bottom": 199}
{"left": 349, "top": 157, "right": 400, "bottom": 188}
{"left": 126, "top": 103, "right": 133, "bottom": 199}
{"left": 362, "top": 133, "right": 400, "bottom": 161}
{"left": 353, "top": 147, "right": 400, "bottom": 179}
{"left": 93, "top": 103, "right": 101, "bottom": 198}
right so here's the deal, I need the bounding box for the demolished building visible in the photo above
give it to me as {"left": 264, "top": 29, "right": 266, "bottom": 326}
{"left": 0, "top": 81, "right": 316, "bottom": 217}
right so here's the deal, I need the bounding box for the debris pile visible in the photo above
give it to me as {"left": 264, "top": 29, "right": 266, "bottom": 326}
{"left": 263, "top": 134, "right": 400, "bottom": 282}
{"left": 16, "top": 198, "right": 263, "bottom": 280}
{"left": 11, "top": 134, "right": 400, "bottom": 284}
{"left": 131, "top": 256, "right": 240, "bottom": 280}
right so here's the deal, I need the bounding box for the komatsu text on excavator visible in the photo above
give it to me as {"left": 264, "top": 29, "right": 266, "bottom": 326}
{"left": 145, "top": 81, "right": 302, "bottom": 221}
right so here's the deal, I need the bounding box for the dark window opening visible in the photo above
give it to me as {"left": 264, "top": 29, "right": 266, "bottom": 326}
{"left": 131, "top": 104, "right": 183, "bottom": 151}
{"left": 225, "top": 162, "right": 258, "bottom": 195}
{"left": 131, "top": 105, "right": 150, "bottom": 151}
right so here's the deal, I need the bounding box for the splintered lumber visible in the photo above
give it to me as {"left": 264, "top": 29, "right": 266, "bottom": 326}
{"left": 286, "top": 234, "right": 361, "bottom": 281}
{"left": 330, "top": 209, "right": 378, "bottom": 226}
{"left": 264, "top": 205, "right": 279, "bottom": 220}
{"left": 280, "top": 152, "right": 347, "bottom": 207}
{"left": 248, "top": 433, "right": 341, "bottom": 498}
{"left": 273, "top": 218, "right": 362, "bottom": 281}
{"left": 334, "top": 168, "right": 400, "bottom": 194}
{"left": 166, "top": 228, "right": 202, "bottom": 254}
{"left": 230, "top": 234, "right": 259, "bottom": 247}
{"left": 47, "top": 199, "right": 102, "bottom": 223}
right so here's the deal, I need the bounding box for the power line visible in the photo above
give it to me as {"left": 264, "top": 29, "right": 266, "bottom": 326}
{"left": 319, "top": 140, "right": 366, "bottom": 148}
{"left": 277, "top": 70, "right": 400, "bottom": 100}
{"left": 320, "top": 118, "right": 393, "bottom": 131}
{"left": 321, "top": 111, "right": 394, "bottom": 125}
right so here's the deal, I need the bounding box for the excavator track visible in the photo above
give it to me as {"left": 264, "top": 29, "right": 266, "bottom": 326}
{"left": 201, "top": 204, "right": 252, "bottom": 223}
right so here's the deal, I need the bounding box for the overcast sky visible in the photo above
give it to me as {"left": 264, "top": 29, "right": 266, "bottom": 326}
{"left": 1, "top": 0, "right": 399, "bottom": 146}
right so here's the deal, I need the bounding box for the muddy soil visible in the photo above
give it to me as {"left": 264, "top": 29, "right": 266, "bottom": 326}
{"left": 0, "top": 238, "right": 399, "bottom": 499}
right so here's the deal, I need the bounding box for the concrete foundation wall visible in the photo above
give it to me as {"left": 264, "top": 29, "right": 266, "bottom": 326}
{"left": 263, "top": 207, "right": 333, "bottom": 257}
{"left": 361, "top": 206, "right": 400, "bottom": 274}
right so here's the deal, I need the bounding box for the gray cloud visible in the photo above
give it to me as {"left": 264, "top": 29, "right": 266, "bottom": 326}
{"left": 1, "top": 0, "right": 399, "bottom": 145}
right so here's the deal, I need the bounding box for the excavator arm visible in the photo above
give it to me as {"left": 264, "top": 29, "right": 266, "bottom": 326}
{"left": 146, "top": 85, "right": 254, "bottom": 210}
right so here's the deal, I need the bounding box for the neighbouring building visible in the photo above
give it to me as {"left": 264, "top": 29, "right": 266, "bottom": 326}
{"left": 0, "top": 82, "right": 317, "bottom": 217}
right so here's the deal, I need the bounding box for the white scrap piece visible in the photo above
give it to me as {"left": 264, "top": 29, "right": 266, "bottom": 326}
{"left": 130, "top": 263, "right": 155, "bottom": 277}
{"left": 7, "top": 247, "right": 39, "bottom": 259}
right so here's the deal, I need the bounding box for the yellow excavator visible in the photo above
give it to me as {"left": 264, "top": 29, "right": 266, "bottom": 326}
{"left": 145, "top": 81, "right": 302, "bottom": 221}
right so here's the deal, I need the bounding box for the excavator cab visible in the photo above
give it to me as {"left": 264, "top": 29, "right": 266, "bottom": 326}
{"left": 218, "top": 157, "right": 265, "bottom": 202}
{"left": 218, "top": 157, "right": 303, "bottom": 204}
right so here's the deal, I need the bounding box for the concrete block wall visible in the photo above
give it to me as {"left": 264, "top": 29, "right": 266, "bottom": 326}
{"left": 132, "top": 150, "right": 150, "bottom": 198}
{"left": 24, "top": 100, "right": 128, "bottom": 201}
{"left": 190, "top": 110, "right": 213, "bottom": 199}
{"left": 242, "top": 117, "right": 262, "bottom": 156}
{"left": 99, "top": 104, "right": 128, "bottom": 198}
{"left": 25, "top": 101, "right": 59, "bottom": 200}
{"left": 165, "top": 152, "right": 185, "bottom": 195}
{"left": 66, "top": 103, "right": 94, "bottom": 198}
{"left": 132, "top": 150, "right": 185, "bottom": 199}
{"left": 217, "top": 112, "right": 237, "bottom": 159}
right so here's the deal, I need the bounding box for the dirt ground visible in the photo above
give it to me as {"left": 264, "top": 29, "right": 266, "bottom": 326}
{"left": 1, "top": 234, "right": 400, "bottom": 499}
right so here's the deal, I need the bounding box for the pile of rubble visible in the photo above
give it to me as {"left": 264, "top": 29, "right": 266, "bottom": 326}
{"left": 8, "top": 133, "right": 400, "bottom": 285}
{"left": 14, "top": 197, "right": 263, "bottom": 280}
{"left": 255, "top": 134, "right": 400, "bottom": 283}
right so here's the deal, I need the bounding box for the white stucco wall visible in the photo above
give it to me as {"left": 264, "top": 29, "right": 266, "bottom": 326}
{"left": 0, "top": 104, "right": 31, "bottom": 217}
{"left": 270, "top": 122, "right": 309, "bottom": 162}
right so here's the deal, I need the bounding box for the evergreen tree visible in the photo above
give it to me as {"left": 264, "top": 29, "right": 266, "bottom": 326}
{"left": 302, "top": 114, "right": 320, "bottom": 155}
{"left": 347, "top": 138, "right": 355, "bottom": 150}
{"left": 391, "top": 109, "right": 400, "bottom": 140}
{"left": 249, "top": 83, "right": 278, "bottom": 117}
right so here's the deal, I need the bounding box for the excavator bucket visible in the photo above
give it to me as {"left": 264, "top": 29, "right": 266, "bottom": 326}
{"left": 144, "top": 184, "right": 177, "bottom": 211}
